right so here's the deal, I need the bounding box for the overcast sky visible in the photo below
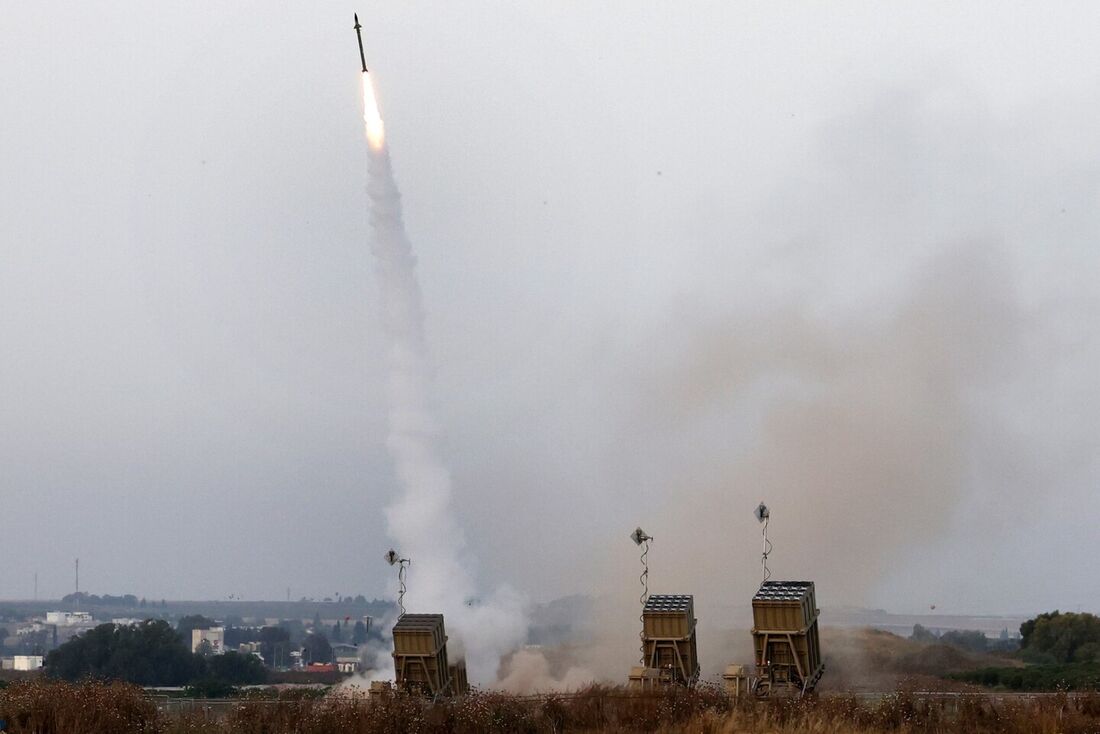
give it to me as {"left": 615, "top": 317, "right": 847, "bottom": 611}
{"left": 3, "top": 2, "right": 1100, "bottom": 616}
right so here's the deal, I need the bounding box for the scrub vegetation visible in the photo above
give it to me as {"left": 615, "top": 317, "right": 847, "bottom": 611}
{"left": 7, "top": 681, "right": 1100, "bottom": 734}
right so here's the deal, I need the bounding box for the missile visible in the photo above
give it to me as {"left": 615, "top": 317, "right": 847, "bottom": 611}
{"left": 353, "top": 13, "right": 368, "bottom": 73}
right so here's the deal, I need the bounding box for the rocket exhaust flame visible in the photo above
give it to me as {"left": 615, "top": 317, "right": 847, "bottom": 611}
{"left": 361, "top": 73, "right": 385, "bottom": 150}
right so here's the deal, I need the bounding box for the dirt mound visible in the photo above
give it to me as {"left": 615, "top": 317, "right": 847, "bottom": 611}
{"left": 819, "top": 627, "right": 1019, "bottom": 692}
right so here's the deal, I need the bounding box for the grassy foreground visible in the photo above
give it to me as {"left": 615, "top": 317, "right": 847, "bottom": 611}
{"left": 5, "top": 680, "right": 1100, "bottom": 733}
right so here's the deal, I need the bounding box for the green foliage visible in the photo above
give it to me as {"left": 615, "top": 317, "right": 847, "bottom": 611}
{"left": 258, "top": 626, "right": 290, "bottom": 667}
{"left": 174, "top": 615, "right": 215, "bottom": 644}
{"left": 223, "top": 625, "right": 259, "bottom": 648}
{"left": 44, "top": 621, "right": 196, "bottom": 685}
{"left": 276, "top": 619, "right": 304, "bottom": 643}
{"left": 910, "top": 623, "right": 938, "bottom": 643}
{"left": 302, "top": 633, "right": 331, "bottom": 665}
{"left": 1076, "top": 641, "right": 1100, "bottom": 663}
{"left": 352, "top": 620, "right": 368, "bottom": 645}
{"left": 43, "top": 622, "right": 265, "bottom": 692}
{"left": 1021, "top": 610, "right": 1060, "bottom": 647}
{"left": 949, "top": 662, "right": 1100, "bottom": 691}
{"left": 185, "top": 655, "right": 267, "bottom": 699}
{"left": 200, "top": 651, "right": 266, "bottom": 686}
{"left": 1019, "top": 610, "right": 1100, "bottom": 663}
{"left": 184, "top": 678, "right": 240, "bottom": 699}
{"left": 939, "top": 629, "right": 988, "bottom": 653}
{"left": 910, "top": 624, "right": 989, "bottom": 653}
{"left": 60, "top": 592, "right": 139, "bottom": 607}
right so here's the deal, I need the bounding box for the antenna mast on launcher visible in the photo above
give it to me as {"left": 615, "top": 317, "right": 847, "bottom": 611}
{"left": 385, "top": 549, "right": 411, "bottom": 617}
{"left": 755, "top": 503, "right": 771, "bottom": 583}
{"left": 630, "top": 527, "right": 653, "bottom": 665}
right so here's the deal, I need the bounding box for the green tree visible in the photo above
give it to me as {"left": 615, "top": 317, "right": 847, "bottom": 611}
{"left": 940, "top": 629, "right": 989, "bottom": 653}
{"left": 331, "top": 620, "right": 343, "bottom": 642}
{"left": 1021, "top": 611, "right": 1061, "bottom": 648}
{"left": 224, "top": 625, "right": 258, "bottom": 648}
{"left": 910, "top": 624, "right": 938, "bottom": 643}
{"left": 186, "top": 651, "right": 267, "bottom": 697}
{"left": 176, "top": 615, "right": 215, "bottom": 647}
{"left": 302, "top": 633, "right": 332, "bottom": 665}
{"left": 258, "top": 626, "right": 290, "bottom": 668}
{"left": 352, "top": 620, "right": 368, "bottom": 645}
{"left": 1075, "top": 641, "right": 1100, "bottom": 663}
{"left": 44, "top": 621, "right": 197, "bottom": 685}
{"left": 1019, "top": 611, "right": 1100, "bottom": 663}
{"left": 202, "top": 650, "right": 267, "bottom": 684}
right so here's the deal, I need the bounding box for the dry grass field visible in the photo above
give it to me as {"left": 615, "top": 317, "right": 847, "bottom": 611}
{"left": 5, "top": 680, "right": 1100, "bottom": 734}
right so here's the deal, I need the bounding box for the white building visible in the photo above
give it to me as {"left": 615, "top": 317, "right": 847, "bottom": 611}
{"left": 336, "top": 656, "right": 361, "bottom": 673}
{"left": 191, "top": 627, "right": 225, "bottom": 655}
{"left": 13, "top": 655, "right": 44, "bottom": 671}
{"left": 45, "top": 611, "right": 93, "bottom": 626}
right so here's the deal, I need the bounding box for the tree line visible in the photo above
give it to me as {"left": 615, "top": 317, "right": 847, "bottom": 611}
{"left": 945, "top": 610, "right": 1100, "bottom": 691}
{"left": 44, "top": 620, "right": 266, "bottom": 694}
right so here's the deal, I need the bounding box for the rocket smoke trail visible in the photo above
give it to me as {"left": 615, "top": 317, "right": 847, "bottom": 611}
{"left": 360, "top": 74, "right": 526, "bottom": 683}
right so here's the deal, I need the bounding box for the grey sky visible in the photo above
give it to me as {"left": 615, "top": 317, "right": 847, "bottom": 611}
{"left": 2, "top": 2, "right": 1099, "bottom": 616}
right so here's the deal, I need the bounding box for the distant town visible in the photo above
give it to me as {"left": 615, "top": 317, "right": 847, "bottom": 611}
{"left": 0, "top": 593, "right": 394, "bottom": 687}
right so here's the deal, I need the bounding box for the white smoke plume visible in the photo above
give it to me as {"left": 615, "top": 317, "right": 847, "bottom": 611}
{"left": 361, "top": 73, "right": 527, "bottom": 684}
{"left": 497, "top": 648, "right": 597, "bottom": 693}
{"left": 349, "top": 607, "right": 398, "bottom": 686}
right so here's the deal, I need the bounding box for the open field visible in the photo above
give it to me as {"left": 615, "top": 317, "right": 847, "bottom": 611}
{"left": 6, "top": 681, "right": 1100, "bottom": 733}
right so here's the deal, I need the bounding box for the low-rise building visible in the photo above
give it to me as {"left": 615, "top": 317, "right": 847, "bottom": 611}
{"left": 2, "top": 656, "right": 45, "bottom": 671}
{"left": 191, "top": 627, "right": 225, "bottom": 655}
{"left": 45, "top": 611, "right": 93, "bottom": 626}
{"left": 237, "top": 641, "right": 262, "bottom": 656}
{"left": 336, "top": 655, "right": 361, "bottom": 673}
{"left": 13, "top": 655, "right": 43, "bottom": 671}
